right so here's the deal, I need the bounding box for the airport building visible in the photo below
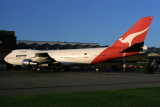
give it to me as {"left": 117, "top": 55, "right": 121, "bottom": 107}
{"left": 0, "top": 30, "right": 16, "bottom": 50}
{"left": 0, "top": 30, "right": 160, "bottom": 72}
{"left": 16, "top": 40, "right": 100, "bottom": 50}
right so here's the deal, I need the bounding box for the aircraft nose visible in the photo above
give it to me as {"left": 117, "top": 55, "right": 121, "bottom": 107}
{"left": 4, "top": 54, "right": 10, "bottom": 63}
{"left": 4, "top": 55, "right": 8, "bottom": 62}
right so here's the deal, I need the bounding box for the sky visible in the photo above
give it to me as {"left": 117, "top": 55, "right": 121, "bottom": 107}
{"left": 0, "top": 0, "right": 160, "bottom": 47}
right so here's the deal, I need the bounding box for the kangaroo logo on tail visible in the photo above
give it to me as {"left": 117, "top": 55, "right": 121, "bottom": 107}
{"left": 119, "top": 27, "right": 149, "bottom": 47}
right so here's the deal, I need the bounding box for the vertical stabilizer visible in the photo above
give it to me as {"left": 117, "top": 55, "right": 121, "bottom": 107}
{"left": 91, "top": 17, "right": 153, "bottom": 64}
{"left": 111, "top": 17, "right": 153, "bottom": 48}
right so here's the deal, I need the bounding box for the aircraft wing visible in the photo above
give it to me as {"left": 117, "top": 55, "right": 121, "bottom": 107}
{"left": 30, "top": 53, "right": 55, "bottom": 63}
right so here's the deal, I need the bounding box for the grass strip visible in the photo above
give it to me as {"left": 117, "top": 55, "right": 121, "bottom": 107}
{"left": 0, "top": 87, "right": 160, "bottom": 107}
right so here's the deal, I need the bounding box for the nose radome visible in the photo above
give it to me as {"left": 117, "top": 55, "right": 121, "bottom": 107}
{"left": 4, "top": 55, "right": 8, "bottom": 62}
{"left": 4, "top": 54, "right": 10, "bottom": 63}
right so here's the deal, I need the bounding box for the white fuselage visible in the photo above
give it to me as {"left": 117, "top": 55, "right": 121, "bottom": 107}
{"left": 4, "top": 48, "right": 107, "bottom": 66}
{"left": 48, "top": 48, "right": 106, "bottom": 65}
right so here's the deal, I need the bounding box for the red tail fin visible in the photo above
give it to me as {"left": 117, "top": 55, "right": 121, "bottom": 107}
{"left": 111, "top": 16, "right": 153, "bottom": 48}
{"left": 91, "top": 17, "right": 153, "bottom": 64}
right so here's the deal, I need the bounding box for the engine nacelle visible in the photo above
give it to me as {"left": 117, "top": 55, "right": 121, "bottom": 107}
{"left": 22, "top": 59, "right": 38, "bottom": 68}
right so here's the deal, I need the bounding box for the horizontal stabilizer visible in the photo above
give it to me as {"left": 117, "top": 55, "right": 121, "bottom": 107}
{"left": 119, "top": 42, "right": 144, "bottom": 53}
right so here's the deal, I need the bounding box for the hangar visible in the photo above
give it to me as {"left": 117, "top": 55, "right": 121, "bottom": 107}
{"left": 16, "top": 40, "right": 100, "bottom": 50}
{"left": 0, "top": 30, "right": 160, "bottom": 72}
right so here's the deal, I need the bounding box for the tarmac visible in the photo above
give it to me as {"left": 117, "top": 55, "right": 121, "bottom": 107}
{"left": 0, "top": 70, "right": 160, "bottom": 96}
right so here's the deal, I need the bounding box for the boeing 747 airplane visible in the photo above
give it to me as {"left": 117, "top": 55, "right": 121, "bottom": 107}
{"left": 4, "top": 17, "right": 153, "bottom": 69}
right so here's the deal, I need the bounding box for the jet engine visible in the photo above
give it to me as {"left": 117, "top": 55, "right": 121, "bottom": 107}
{"left": 22, "top": 59, "right": 38, "bottom": 68}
